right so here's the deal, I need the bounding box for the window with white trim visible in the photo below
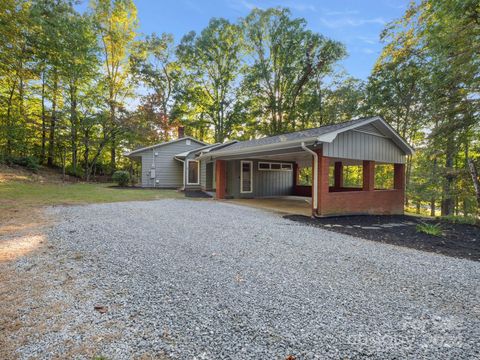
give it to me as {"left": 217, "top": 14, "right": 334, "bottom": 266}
{"left": 258, "top": 162, "right": 293, "bottom": 171}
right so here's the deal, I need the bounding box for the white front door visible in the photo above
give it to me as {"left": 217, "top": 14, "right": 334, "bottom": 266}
{"left": 240, "top": 160, "right": 253, "bottom": 193}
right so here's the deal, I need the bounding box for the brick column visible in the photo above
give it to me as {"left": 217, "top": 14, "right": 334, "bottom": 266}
{"left": 362, "top": 160, "right": 375, "bottom": 191}
{"left": 314, "top": 150, "right": 330, "bottom": 216}
{"left": 215, "top": 160, "right": 226, "bottom": 199}
{"left": 334, "top": 161, "right": 343, "bottom": 190}
{"left": 394, "top": 163, "right": 405, "bottom": 190}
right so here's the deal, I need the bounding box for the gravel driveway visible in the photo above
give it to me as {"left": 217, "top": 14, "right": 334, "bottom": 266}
{"left": 12, "top": 199, "right": 480, "bottom": 359}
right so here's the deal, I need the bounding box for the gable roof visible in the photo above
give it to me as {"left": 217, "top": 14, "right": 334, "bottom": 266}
{"left": 174, "top": 143, "right": 221, "bottom": 160}
{"left": 205, "top": 116, "right": 414, "bottom": 158}
{"left": 125, "top": 137, "right": 207, "bottom": 157}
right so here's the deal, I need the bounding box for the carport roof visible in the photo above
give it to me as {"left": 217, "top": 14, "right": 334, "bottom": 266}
{"left": 203, "top": 116, "right": 414, "bottom": 158}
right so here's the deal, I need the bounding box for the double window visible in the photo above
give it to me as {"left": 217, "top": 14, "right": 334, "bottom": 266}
{"left": 258, "top": 162, "right": 292, "bottom": 171}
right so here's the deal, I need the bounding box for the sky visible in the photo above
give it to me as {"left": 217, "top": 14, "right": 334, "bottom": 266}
{"left": 79, "top": 0, "right": 408, "bottom": 80}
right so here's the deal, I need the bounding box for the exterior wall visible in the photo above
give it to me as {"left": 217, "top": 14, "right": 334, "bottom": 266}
{"left": 137, "top": 139, "right": 204, "bottom": 188}
{"left": 225, "top": 159, "right": 294, "bottom": 198}
{"left": 323, "top": 129, "right": 405, "bottom": 164}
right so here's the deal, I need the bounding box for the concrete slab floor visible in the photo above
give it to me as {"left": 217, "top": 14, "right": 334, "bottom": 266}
{"left": 227, "top": 196, "right": 312, "bottom": 216}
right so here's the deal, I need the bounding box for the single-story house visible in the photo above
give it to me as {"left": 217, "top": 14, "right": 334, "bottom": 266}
{"left": 126, "top": 116, "right": 414, "bottom": 217}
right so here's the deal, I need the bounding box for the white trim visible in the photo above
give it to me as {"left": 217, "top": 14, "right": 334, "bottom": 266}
{"left": 258, "top": 161, "right": 293, "bottom": 171}
{"left": 125, "top": 137, "right": 207, "bottom": 157}
{"left": 186, "top": 159, "right": 200, "bottom": 185}
{"left": 240, "top": 160, "right": 253, "bottom": 194}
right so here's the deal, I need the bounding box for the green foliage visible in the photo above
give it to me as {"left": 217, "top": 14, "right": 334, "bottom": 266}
{"left": 1, "top": 156, "right": 40, "bottom": 173}
{"left": 440, "top": 215, "right": 478, "bottom": 226}
{"left": 416, "top": 222, "right": 443, "bottom": 237}
{"left": 112, "top": 170, "right": 130, "bottom": 186}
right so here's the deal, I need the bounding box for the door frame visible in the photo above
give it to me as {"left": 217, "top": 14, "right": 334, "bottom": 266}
{"left": 240, "top": 160, "right": 253, "bottom": 194}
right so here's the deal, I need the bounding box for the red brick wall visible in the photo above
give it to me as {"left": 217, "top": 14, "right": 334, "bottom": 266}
{"left": 315, "top": 154, "right": 405, "bottom": 216}
{"left": 319, "top": 189, "right": 405, "bottom": 216}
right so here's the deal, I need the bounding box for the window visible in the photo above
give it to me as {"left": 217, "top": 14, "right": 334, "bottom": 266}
{"left": 187, "top": 160, "right": 199, "bottom": 185}
{"left": 258, "top": 162, "right": 293, "bottom": 171}
{"left": 259, "top": 162, "right": 270, "bottom": 170}
{"left": 240, "top": 161, "right": 253, "bottom": 193}
{"left": 186, "top": 139, "right": 191, "bottom": 145}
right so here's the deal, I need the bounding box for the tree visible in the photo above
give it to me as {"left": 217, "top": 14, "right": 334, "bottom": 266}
{"left": 241, "top": 8, "right": 346, "bottom": 135}
{"left": 130, "top": 33, "right": 180, "bottom": 142}
{"left": 176, "top": 18, "right": 244, "bottom": 143}
{"left": 92, "top": 0, "right": 138, "bottom": 172}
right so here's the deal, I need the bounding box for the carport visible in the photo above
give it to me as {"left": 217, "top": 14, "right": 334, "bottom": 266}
{"left": 197, "top": 117, "right": 414, "bottom": 217}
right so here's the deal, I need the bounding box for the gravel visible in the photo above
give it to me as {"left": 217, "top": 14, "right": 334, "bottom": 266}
{"left": 13, "top": 199, "right": 480, "bottom": 359}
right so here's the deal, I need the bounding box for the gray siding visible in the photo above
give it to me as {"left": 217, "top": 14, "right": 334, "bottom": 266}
{"left": 323, "top": 129, "right": 405, "bottom": 164}
{"left": 226, "top": 159, "right": 294, "bottom": 198}
{"left": 200, "top": 160, "right": 207, "bottom": 188}
{"left": 137, "top": 139, "right": 205, "bottom": 188}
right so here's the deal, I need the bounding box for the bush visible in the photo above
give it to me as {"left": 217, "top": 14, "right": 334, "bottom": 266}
{"left": 2, "top": 155, "right": 40, "bottom": 173}
{"left": 416, "top": 222, "right": 443, "bottom": 237}
{"left": 439, "top": 215, "right": 478, "bottom": 226}
{"left": 112, "top": 170, "right": 130, "bottom": 186}
{"left": 65, "top": 164, "right": 84, "bottom": 178}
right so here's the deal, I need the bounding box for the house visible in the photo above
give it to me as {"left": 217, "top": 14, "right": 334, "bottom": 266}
{"left": 126, "top": 117, "right": 414, "bottom": 216}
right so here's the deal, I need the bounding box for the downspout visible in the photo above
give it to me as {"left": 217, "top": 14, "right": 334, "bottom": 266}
{"left": 301, "top": 142, "right": 318, "bottom": 215}
{"left": 152, "top": 148, "right": 156, "bottom": 188}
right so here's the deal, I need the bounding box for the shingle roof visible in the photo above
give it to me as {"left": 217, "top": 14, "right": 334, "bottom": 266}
{"left": 209, "top": 117, "right": 372, "bottom": 153}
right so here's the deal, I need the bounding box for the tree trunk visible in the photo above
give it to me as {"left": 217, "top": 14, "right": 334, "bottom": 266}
{"left": 430, "top": 199, "right": 436, "bottom": 217}
{"left": 70, "top": 83, "right": 78, "bottom": 174}
{"left": 467, "top": 158, "right": 480, "bottom": 217}
{"left": 416, "top": 202, "right": 421, "bottom": 214}
{"left": 41, "top": 72, "right": 47, "bottom": 164}
{"left": 109, "top": 102, "right": 116, "bottom": 173}
{"left": 441, "top": 141, "right": 455, "bottom": 216}
{"left": 47, "top": 72, "right": 58, "bottom": 167}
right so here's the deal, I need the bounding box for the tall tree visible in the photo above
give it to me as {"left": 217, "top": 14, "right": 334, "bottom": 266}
{"left": 176, "top": 18, "right": 243, "bottom": 143}
{"left": 242, "top": 8, "right": 346, "bottom": 135}
{"left": 92, "top": 0, "right": 138, "bottom": 172}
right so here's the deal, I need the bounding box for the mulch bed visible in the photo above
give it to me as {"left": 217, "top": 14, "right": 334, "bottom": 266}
{"left": 284, "top": 214, "right": 480, "bottom": 262}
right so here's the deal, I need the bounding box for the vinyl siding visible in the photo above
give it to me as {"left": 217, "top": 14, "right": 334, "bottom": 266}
{"left": 137, "top": 139, "right": 205, "bottom": 187}
{"left": 323, "top": 129, "right": 405, "bottom": 164}
{"left": 226, "top": 159, "right": 294, "bottom": 198}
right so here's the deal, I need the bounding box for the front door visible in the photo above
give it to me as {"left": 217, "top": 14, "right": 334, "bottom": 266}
{"left": 240, "top": 160, "right": 253, "bottom": 194}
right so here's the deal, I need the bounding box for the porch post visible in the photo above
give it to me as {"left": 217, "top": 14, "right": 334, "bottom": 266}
{"left": 394, "top": 163, "right": 405, "bottom": 190}
{"left": 334, "top": 161, "right": 343, "bottom": 190}
{"left": 362, "top": 160, "right": 375, "bottom": 191}
{"left": 314, "top": 150, "right": 330, "bottom": 216}
{"left": 215, "top": 160, "right": 226, "bottom": 199}
{"left": 293, "top": 163, "right": 299, "bottom": 186}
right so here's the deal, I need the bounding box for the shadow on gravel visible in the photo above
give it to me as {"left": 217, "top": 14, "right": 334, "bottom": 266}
{"left": 284, "top": 214, "right": 480, "bottom": 262}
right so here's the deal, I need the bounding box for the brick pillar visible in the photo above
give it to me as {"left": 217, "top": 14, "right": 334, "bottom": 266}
{"left": 334, "top": 161, "right": 343, "bottom": 190}
{"left": 314, "top": 150, "right": 330, "bottom": 216}
{"left": 362, "top": 160, "right": 375, "bottom": 191}
{"left": 394, "top": 163, "right": 405, "bottom": 190}
{"left": 215, "top": 160, "right": 226, "bottom": 199}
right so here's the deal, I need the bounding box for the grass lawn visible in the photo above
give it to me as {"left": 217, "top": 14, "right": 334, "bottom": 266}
{"left": 0, "top": 165, "right": 184, "bottom": 235}
{"left": 0, "top": 181, "right": 182, "bottom": 209}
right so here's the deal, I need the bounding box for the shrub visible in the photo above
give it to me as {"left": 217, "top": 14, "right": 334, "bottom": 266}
{"left": 3, "top": 156, "right": 40, "bottom": 173}
{"left": 65, "top": 164, "right": 84, "bottom": 178}
{"left": 439, "top": 215, "right": 478, "bottom": 226}
{"left": 416, "top": 222, "right": 443, "bottom": 237}
{"left": 112, "top": 170, "right": 130, "bottom": 186}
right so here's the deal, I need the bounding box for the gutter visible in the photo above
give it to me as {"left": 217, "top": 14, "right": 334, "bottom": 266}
{"left": 301, "top": 142, "right": 318, "bottom": 215}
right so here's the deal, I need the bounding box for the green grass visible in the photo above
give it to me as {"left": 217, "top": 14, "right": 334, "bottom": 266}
{"left": 0, "top": 181, "right": 183, "bottom": 210}
{"left": 416, "top": 222, "right": 444, "bottom": 237}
